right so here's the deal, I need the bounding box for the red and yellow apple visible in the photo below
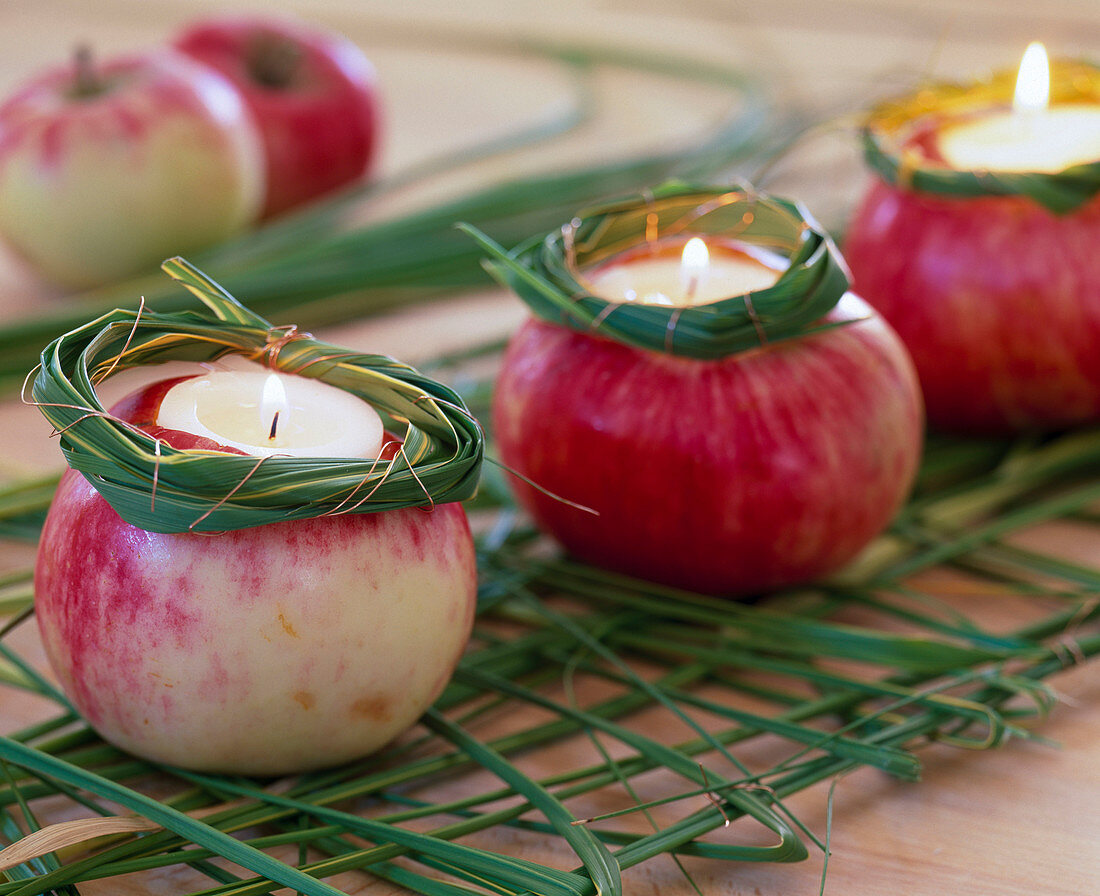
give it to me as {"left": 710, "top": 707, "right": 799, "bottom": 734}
{"left": 34, "top": 377, "right": 476, "bottom": 775}
{"left": 175, "top": 15, "right": 380, "bottom": 220}
{"left": 0, "top": 50, "right": 263, "bottom": 288}
{"left": 844, "top": 182, "right": 1100, "bottom": 433}
{"left": 492, "top": 293, "right": 923, "bottom": 596}
{"left": 843, "top": 55, "right": 1100, "bottom": 434}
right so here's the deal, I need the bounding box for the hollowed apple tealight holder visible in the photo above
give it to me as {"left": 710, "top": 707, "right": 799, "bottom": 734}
{"left": 31, "top": 258, "right": 483, "bottom": 775}
{"left": 474, "top": 183, "right": 924, "bottom": 597}
{"left": 844, "top": 55, "right": 1100, "bottom": 434}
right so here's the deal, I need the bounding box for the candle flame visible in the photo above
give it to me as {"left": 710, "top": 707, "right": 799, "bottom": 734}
{"left": 260, "top": 373, "right": 288, "bottom": 441}
{"left": 1013, "top": 41, "right": 1050, "bottom": 114}
{"left": 681, "top": 237, "right": 710, "bottom": 272}
{"left": 680, "top": 237, "right": 710, "bottom": 303}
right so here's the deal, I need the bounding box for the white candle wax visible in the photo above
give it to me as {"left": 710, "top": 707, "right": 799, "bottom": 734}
{"left": 584, "top": 237, "right": 784, "bottom": 308}
{"left": 938, "top": 42, "right": 1100, "bottom": 173}
{"left": 157, "top": 369, "right": 385, "bottom": 458}
{"left": 938, "top": 104, "right": 1100, "bottom": 173}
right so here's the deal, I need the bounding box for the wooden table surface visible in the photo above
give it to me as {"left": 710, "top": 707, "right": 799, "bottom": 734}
{"left": 0, "top": 1, "right": 1098, "bottom": 894}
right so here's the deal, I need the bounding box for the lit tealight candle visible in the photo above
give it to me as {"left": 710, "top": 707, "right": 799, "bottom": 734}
{"left": 583, "top": 237, "right": 784, "bottom": 307}
{"left": 157, "top": 368, "right": 385, "bottom": 458}
{"left": 938, "top": 42, "right": 1100, "bottom": 172}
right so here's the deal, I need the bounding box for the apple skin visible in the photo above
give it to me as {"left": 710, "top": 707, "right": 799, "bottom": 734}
{"left": 0, "top": 50, "right": 264, "bottom": 289}
{"left": 843, "top": 180, "right": 1100, "bottom": 433}
{"left": 33, "top": 380, "right": 476, "bottom": 775}
{"left": 174, "top": 15, "right": 379, "bottom": 220}
{"left": 492, "top": 294, "right": 923, "bottom": 596}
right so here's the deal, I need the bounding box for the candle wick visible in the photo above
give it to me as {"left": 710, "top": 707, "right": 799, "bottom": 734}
{"left": 685, "top": 274, "right": 700, "bottom": 302}
{"left": 268, "top": 411, "right": 280, "bottom": 441}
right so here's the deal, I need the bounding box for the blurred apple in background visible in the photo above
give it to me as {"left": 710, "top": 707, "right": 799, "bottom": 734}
{"left": 175, "top": 15, "right": 380, "bottom": 220}
{"left": 0, "top": 48, "right": 263, "bottom": 289}
{"left": 844, "top": 182, "right": 1100, "bottom": 434}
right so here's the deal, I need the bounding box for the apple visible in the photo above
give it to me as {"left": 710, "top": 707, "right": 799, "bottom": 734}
{"left": 843, "top": 180, "right": 1100, "bottom": 434}
{"left": 0, "top": 49, "right": 263, "bottom": 289}
{"left": 492, "top": 294, "right": 923, "bottom": 596}
{"left": 33, "top": 377, "right": 476, "bottom": 775}
{"left": 174, "top": 15, "right": 380, "bottom": 220}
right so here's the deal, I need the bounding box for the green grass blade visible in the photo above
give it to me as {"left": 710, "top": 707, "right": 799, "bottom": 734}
{"left": 424, "top": 710, "right": 622, "bottom": 896}
{"left": 0, "top": 739, "right": 347, "bottom": 896}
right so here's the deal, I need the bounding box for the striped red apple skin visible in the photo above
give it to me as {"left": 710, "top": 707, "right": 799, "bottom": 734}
{"left": 33, "top": 379, "right": 476, "bottom": 774}
{"left": 492, "top": 293, "right": 923, "bottom": 596}
{"left": 844, "top": 180, "right": 1100, "bottom": 433}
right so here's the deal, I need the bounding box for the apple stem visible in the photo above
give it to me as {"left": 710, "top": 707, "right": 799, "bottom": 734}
{"left": 71, "top": 44, "right": 102, "bottom": 99}
{"left": 247, "top": 35, "right": 302, "bottom": 89}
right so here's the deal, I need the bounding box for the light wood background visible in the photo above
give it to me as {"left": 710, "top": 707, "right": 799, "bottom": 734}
{"left": 0, "top": 1, "right": 1098, "bottom": 894}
